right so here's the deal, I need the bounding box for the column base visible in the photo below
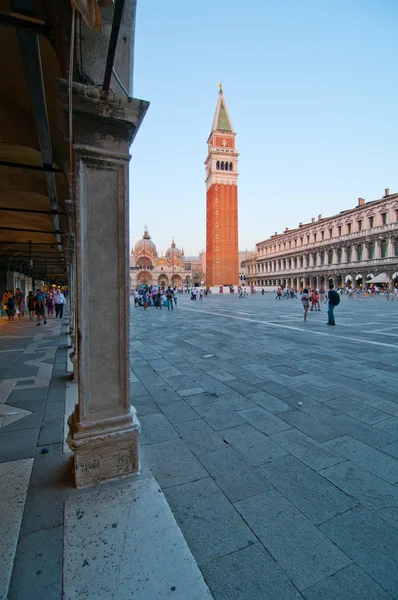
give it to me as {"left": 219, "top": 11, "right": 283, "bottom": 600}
{"left": 67, "top": 406, "right": 141, "bottom": 487}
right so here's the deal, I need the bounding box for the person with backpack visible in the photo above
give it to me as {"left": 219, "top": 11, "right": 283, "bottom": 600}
{"left": 327, "top": 283, "right": 340, "bottom": 326}
{"left": 34, "top": 289, "right": 47, "bottom": 326}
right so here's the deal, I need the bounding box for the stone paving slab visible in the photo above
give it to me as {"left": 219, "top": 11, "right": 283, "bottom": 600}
{"left": 174, "top": 419, "right": 226, "bottom": 455}
{"left": 375, "top": 416, "right": 398, "bottom": 436}
{"left": 157, "top": 399, "right": 200, "bottom": 424}
{"left": 319, "top": 507, "right": 398, "bottom": 598}
{"left": 195, "top": 446, "right": 272, "bottom": 502}
{"left": 258, "top": 455, "right": 356, "bottom": 525}
{"left": 325, "top": 398, "right": 391, "bottom": 425}
{"left": 193, "top": 401, "right": 246, "bottom": 430}
{"left": 270, "top": 428, "right": 345, "bottom": 471}
{"left": 183, "top": 392, "right": 219, "bottom": 407}
{"left": 201, "top": 543, "right": 302, "bottom": 600}
{"left": 247, "top": 391, "right": 292, "bottom": 414}
{"left": 236, "top": 406, "right": 292, "bottom": 435}
{"left": 381, "top": 440, "right": 398, "bottom": 459}
{"left": 325, "top": 435, "right": 398, "bottom": 484}
{"left": 279, "top": 409, "right": 343, "bottom": 442}
{"left": 0, "top": 428, "right": 39, "bottom": 462}
{"left": 217, "top": 390, "right": 257, "bottom": 410}
{"left": 139, "top": 413, "right": 180, "bottom": 445}
{"left": 235, "top": 489, "right": 352, "bottom": 591}
{"left": 320, "top": 460, "right": 398, "bottom": 528}
{"left": 8, "top": 526, "right": 64, "bottom": 600}
{"left": 323, "top": 413, "right": 397, "bottom": 448}
{"left": 0, "top": 458, "right": 33, "bottom": 599}
{"left": 373, "top": 400, "right": 398, "bottom": 418}
{"left": 219, "top": 423, "right": 288, "bottom": 466}
{"left": 164, "top": 477, "right": 256, "bottom": 565}
{"left": 303, "top": 564, "right": 393, "bottom": 600}
{"left": 141, "top": 438, "right": 208, "bottom": 488}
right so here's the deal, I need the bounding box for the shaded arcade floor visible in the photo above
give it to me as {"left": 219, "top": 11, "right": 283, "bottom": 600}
{"left": 0, "top": 316, "right": 71, "bottom": 598}
{"left": 131, "top": 293, "right": 398, "bottom": 600}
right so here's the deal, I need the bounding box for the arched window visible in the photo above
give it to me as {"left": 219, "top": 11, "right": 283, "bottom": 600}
{"left": 221, "top": 161, "right": 224, "bottom": 170}
{"left": 229, "top": 162, "right": 233, "bottom": 171}
{"left": 216, "top": 161, "right": 220, "bottom": 170}
{"left": 225, "top": 162, "right": 229, "bottom": 171}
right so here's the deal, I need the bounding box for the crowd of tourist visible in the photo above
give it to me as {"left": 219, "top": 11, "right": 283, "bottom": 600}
{"left": 131, "top": 285, "right": 205, "bottom": 311}
{"left": 2, "top": 288, "right": 66, "bottom": 325}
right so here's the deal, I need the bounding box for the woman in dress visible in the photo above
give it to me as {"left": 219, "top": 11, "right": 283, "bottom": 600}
{"left": 301, "top": 288, "right": 310, "bottom": 322}
{"left": 46, "top": 292, "right": 55, "bottom": 318}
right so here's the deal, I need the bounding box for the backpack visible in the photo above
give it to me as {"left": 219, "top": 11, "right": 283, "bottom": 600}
{"left": 329, "top": 290, "right": 340, "bottom": 306}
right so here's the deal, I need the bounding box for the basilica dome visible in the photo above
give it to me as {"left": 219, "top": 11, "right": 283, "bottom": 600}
{"left": 166, "top": 240, "right": 182, "bottom": 259}
{"left": 134, "top": 229, "right": 157, "bottom": 256}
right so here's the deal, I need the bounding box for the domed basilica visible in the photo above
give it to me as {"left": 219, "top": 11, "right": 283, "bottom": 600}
{"left": 130, "top": 228, "right": 199, "bottom": 289}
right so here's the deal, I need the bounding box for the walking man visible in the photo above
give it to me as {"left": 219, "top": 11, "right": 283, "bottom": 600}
{"left": 327, "top": 283, "right": 340, "bottom": 326}
{"left": 34, "top": 289, "right": 46, "bottom": 326}
{"left": 166, "top": 286, "right": 174, "bottom": 311}
{"left": 54, "top": 289, "right": 66, "bottom": 318}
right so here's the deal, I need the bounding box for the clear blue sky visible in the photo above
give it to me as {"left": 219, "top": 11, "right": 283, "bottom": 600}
{"left": 129, "top": 0, "right": 397, "bottom": 256}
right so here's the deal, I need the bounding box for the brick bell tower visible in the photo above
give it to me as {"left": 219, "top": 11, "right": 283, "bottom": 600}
{"left": 205, "top": 84, "right": 239, "bottom": 287}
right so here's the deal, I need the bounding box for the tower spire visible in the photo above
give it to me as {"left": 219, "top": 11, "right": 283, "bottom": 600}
{"left": 211, "top": 85, "right": 234, "bottom": 134}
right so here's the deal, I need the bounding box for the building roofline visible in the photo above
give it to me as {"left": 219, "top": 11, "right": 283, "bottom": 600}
{"left": 255, "top": 192, "right": 397, "bottom": 246}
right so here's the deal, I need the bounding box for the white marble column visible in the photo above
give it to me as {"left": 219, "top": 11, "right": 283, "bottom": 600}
{"left": 59, "top": 81, "right": 149, "bottom": 487}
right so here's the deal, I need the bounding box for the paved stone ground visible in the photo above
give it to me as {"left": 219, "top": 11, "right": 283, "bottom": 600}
{"left": 0, "top": 316, "right": 212, "bottom": 600}
{"left": 131, "top": 293, "right": 398, "bottom": 600}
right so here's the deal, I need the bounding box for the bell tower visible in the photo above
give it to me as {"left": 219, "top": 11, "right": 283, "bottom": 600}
{"left": 205, "top": 84, "right": 239, "bottom": 287}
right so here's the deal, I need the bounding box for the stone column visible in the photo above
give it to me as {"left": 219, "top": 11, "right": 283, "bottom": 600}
{"left": 58, "top": 81, "right": 149, "bottom": 487}
{"left": 65, "top": 228, "right": 77, "bottom": 377}
{"left": 376, "top": 239, "right": 383, "bottom": 259}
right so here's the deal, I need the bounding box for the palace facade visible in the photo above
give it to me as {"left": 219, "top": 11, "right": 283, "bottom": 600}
{"left": 246, "top": 190, "right": 398, "bottom": 290}
{"left": 130, "top": 229, "right": 200, "bottom": 289}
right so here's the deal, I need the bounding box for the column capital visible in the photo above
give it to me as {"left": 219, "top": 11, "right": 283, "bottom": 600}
{"left": 57, "top": 80, "right": 149, "bottom": 154}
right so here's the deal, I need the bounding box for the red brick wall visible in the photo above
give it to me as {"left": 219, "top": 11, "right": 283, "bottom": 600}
{"left": 206, "top": 183, "right": 239, "bottom": 286}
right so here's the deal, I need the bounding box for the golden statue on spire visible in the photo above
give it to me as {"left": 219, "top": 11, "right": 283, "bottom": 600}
{"left": 219, "top": 83, "right": 223, "bottom": 92}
